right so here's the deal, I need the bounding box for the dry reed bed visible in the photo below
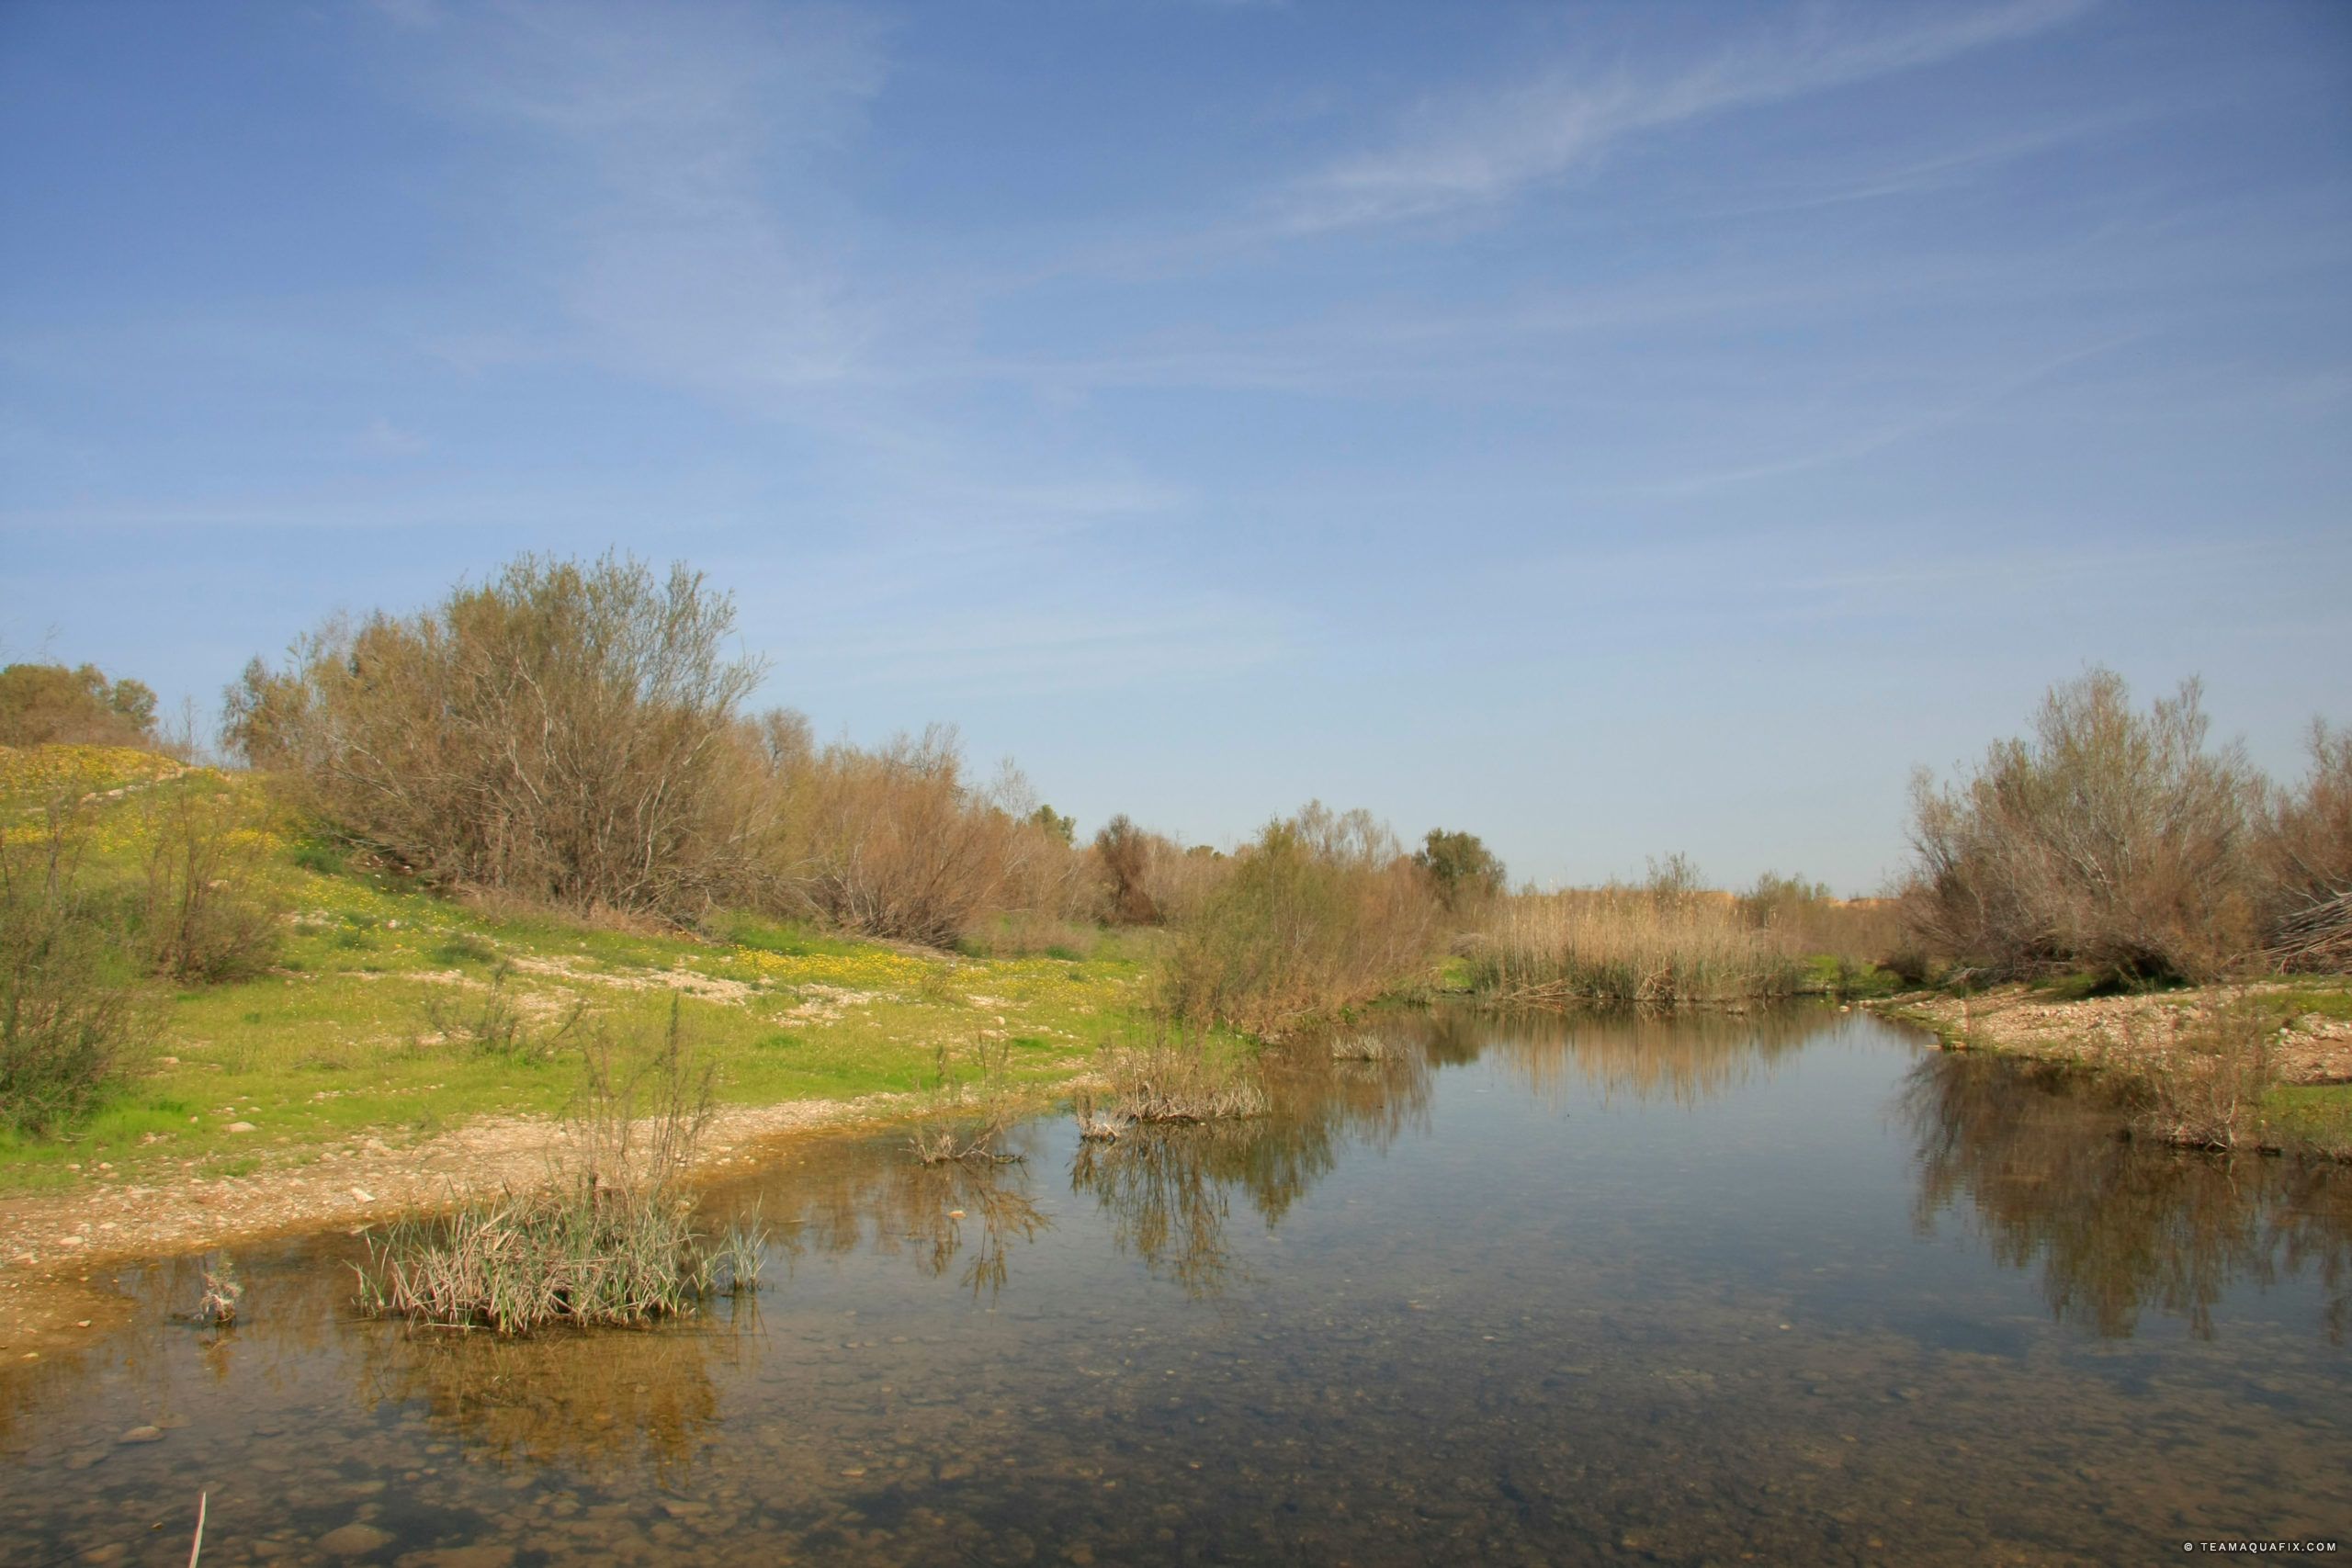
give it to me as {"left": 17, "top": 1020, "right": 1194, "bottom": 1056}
{"left": 1467, "top": 891, "right": 1807, "bottom": 1005}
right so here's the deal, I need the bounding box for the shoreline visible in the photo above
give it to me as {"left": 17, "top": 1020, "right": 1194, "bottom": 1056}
{"left": 0, "top": 1083, "right": 1031, "bottom": 1363}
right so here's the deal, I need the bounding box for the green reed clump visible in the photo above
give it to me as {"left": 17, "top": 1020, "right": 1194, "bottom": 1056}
{"left": 356, "top": 1000, "right": 763, "bottom": 1333}
{"left": 1467, "top": 886, "right": 1805, "bottom": 1005}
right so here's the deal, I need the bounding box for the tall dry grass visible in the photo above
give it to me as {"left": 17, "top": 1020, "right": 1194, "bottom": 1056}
{"left": 1469, "top": 886, "right": 1805, "bottom": 1004}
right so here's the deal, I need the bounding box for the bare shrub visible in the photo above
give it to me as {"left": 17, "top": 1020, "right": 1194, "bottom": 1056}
{"left": 1, "top": 798, "right": 149, "bottom": 1134}
{"left": 138, "top": 776, "right": 284, "bottom": 984}
{"left": 1094, "top": 813, "right": 1159, "bottom": 924}
{"left": 2258, "top": 721, "right": 2352, "bottom": 973}
{"left": 780, "top": 726, "right": 1069, "bottom": 949}
{"left": 1901, "top": 671, "right": 2263, "bottom": 984}
{"left": 1159, "top": 803, "right": 1440, "bottom": 1037}
{"left": 227, "top": 553, "right": 771, "bottom": 921}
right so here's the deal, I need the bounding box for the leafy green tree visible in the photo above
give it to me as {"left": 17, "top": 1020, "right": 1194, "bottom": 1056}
{"left": 1413, "top": 829, "right": 1507, "bottom": 911}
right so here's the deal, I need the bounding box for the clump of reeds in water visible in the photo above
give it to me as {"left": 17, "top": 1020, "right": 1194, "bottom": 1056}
{"left": 908, "top": 1034, "right": 1024, "bottom": 1166}
{"left": 1467, "top": 887, "right": 1805, "bottom": 1005}
{"left": 355, "top": 1000, "right": 763, "bottom": 1334}
{"left": 1074, "top": 1028, "right": 1267, "bottom": 1139}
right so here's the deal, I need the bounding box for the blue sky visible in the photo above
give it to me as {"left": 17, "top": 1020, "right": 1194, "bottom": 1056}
{"left": 4, "top": 0, "right": 2347, "bottom": 892}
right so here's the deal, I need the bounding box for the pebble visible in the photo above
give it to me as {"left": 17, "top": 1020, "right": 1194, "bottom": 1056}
{"left": 119, "top": 1426, "right": 164, "bottom": 1444}
{"left": 227, "top": 1122, "right": 258, "bottom": 1134}
{"left": 317, "top": 1522, "right": 396, "bottom": 1558}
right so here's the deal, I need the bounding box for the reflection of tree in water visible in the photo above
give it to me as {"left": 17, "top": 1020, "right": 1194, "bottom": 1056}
{"left": 1456, "top": 1003, "right": 1829, "bottom": 1109}
{"left": 1904, "top": 1054, "right": 2352, "bottom": 1342}
{"left": 354, "top": 1297, "right": 762, "bottom": 1479}
{"left": 721, "top": 1131, "right": 1050, "bottom": 1302}
{"left": 1071, "top": 1018, "right": 1437, "bottom": 1297}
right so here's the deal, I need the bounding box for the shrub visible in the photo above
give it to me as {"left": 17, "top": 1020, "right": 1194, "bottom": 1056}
{"left": 1900, "top": 671, "right": 2263, "bottom": 984}
{"left": 1160, "top": 803, "right": 1440, "bottom": 1037}
{"left": 0, "top": 800, "right": 148, "bottom": 1134}
{"left": 225, "top": 553, "right": 772, "bottom": 920}
{"left": 780, "top": 726, "right": 1066, "bottom": 948}
{"left": 0, "top": 662, "right": 157, "bottom": 749}
{"left": 1094, "top": 813, "right": 1159, "bottom": 925}
{"left": 1413, "top": 829, "right": 1507, "bottom": 915}
{"left": 137, "top": 776, "right": 284, "bottom": 984}
{"left": 2258, "top": 721, "right": 2352, "bottom": 973}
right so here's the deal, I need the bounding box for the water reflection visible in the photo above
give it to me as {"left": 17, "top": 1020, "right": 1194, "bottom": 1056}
{"left": 715, "top": 1128, "right": 1052, "bottom": 1301}
{"left": 6, "top": 1007, "right": 2350, "bottom": 1566}
{"left": 1070, "top": 1019, "right": 1438, "bottom": 1296}
{"left": 355, "top": 1301, "right": 762, "bottom": 1477}
{"left": 1904, "top": 1053, "right": 2352, "bottom": 1341}
{"left": 1456, "top": 1002, "right": 1815, "bottom": 1108}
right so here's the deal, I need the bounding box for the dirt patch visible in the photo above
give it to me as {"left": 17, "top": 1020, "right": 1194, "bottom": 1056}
{"left": 1872, "top": 983, "right": 2352, "bottom": 1084}
{"left": 503, "top": 953, "right": 758, "bottom": 1006}
{"left": 0, "top": 1091, "right": 920, "bottom": 1361}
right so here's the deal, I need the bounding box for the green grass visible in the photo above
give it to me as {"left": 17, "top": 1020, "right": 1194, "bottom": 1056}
{"left": 2261, "top": 1083, "right": 2352, "bottom": 1159}
{"left": 1, "top": 758, "right": 1157, "bottom": 1195}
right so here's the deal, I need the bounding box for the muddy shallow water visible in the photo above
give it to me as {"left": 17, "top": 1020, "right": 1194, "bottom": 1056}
{"left": 3, "top": 1007, "right": 2346, "bottom": 1565}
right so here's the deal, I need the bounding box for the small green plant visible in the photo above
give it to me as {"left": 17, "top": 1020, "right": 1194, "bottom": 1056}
{"left": 430, "top": 931, "right": 500, "bottom": 967}
{"left": 419, "top": 964, "right": 582, "bottom": 1062}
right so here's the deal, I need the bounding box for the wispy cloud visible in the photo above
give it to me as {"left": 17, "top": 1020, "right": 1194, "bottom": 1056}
{"left": 1269, "top": 0, "right": 2096, "bottom": 235}
{"left": 389, "top": 1, "right": 890, "bottom": 404}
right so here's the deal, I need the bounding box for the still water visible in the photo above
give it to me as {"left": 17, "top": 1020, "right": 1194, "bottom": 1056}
{"left": 4, "top": 1008, "right": 2347, "bottom": 1565}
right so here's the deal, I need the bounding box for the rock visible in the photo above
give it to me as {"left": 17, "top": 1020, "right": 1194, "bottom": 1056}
{"left": 119, "top": 1426, "right": 165, "bottom": 1444}
{"left": 57, "top": 1236, "right": 85, "bottom": 1248}
{"left": 393, "top": 1548, "right": 513, "bottom": 1568}
{"left": 317, "top": 1522, "right": 396, "bottom": 1558}
{"left": 351, "top": 1188, "right": 376, "bottom": 1203}
{"left": 226, "top": 1122, "right": 258, "bottom": 1134}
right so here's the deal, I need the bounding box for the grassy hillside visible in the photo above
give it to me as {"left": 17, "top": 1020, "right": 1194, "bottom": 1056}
{"left": 0, "top": 745, "right": 1156, "bottom": 1194}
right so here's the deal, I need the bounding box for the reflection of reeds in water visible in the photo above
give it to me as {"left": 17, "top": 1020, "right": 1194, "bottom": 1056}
{"left": 1460, "top": 1005, "right": 1826, "bottom": 1111}
{"left": 738, "top": 1134, "right": 1050, "bottom": 1301}
{"left": 1469, "top": 891, "right": 1805, "bottom": 1004}
{"left": 354, "top": 1297, "right": 763, "bottom": 1479}
{"left": 1071, "top": 1021, "right": 1441, "bottom": 1298}
{"left": 1903, "top": 1053, "right": 2352, "bottom": 1342}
